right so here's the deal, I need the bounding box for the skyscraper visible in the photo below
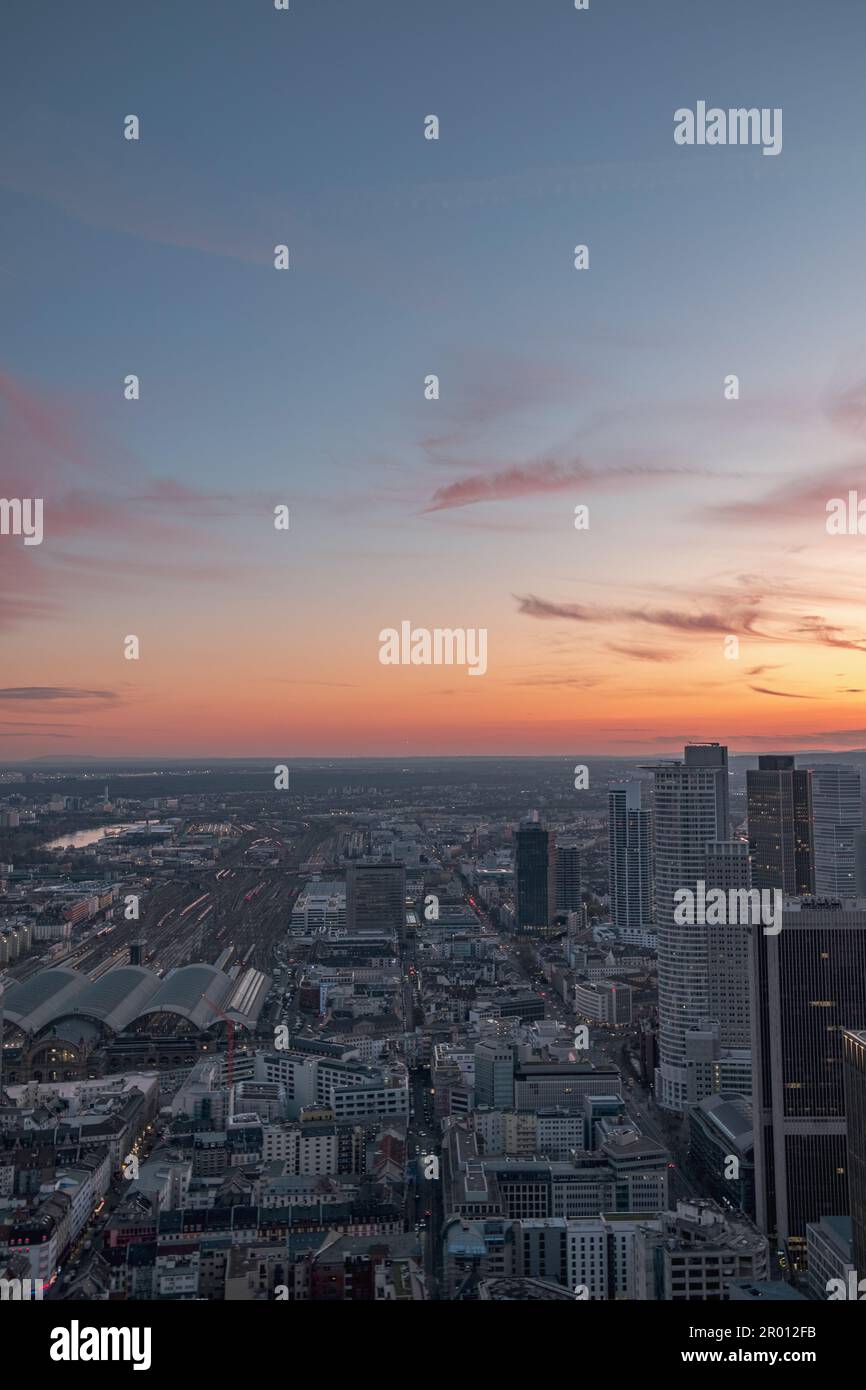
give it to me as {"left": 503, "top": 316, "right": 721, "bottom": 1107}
{"left": 555, "top": 839, "right": 582, "bottom": 914}
{"left": 683, "top": 743, "right": 730, "bottom": 839}
{"left": 703, "top": 840, "right": 752, "bottom": 1053}
{"left": 811, "top": 765, "right": 863, "bottom": 897}
{"left": 346, "top": 861, "right": 406, "bottom": 941}
{"left": 607, "top": 781, "right": 652, "bottom": 933}
{"left": 515, "top": 820, "right": 556, "bottom": 934}
{"left": 746, "top": 754, "right": 814, "bottom": 896}
{"left": 751, "top": 901, "right": 866, "bottom": 1263}
{"left": 646, "top": 744, "right": 730, "bottom": 1112}
{"left": 842, "top": 1029, "right": 866, "bottom": 1280}
{"left": 474, "top": 1039, "right": 515, "bottom": 1108}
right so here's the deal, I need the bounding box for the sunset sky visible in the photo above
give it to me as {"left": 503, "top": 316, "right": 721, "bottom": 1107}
{"left": 4, "top": 0, "right": 866, "bottom": 758}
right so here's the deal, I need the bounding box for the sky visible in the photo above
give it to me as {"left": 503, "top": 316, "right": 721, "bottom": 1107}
{"left": 3, "top": 0, "right": 866, "bottom": 758}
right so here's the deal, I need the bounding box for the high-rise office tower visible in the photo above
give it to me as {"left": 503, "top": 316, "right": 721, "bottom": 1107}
{"left": 474, "top": 1039, "right": 515, "bottom": 1108}
{"left": 703, "top": 840, "right": 752, "bottom": 1052}
{"left": 515, "top": 820, "right": 556, "bottom": 934}
{"left": 346, "top": 861, "right": 406, "bottom": 940}
{"left": 680, "top": 840, "right": 755, "bottom": 1104}
{"left": 811, "top": 764, "right": 863, "bottom": 897}
{"left": 555, "top": 839, "right": 582, "bottom": 914}
{"left": 608, "top": 781, "right": 652, "bottom": 932}
{"left": 683, "top": 743, "right": 730, "bottom": 838}
{"left": 747, "top": 755, "right": 814, "bottom": 896}
{"left": 646, "top": 744, "right": 730, "bottom": 1112}
{"left": 855, "top": 833, "right": 866, "bottom": 895}
{"left": 751, "top": 902, "right": 866, "bottom": 1264}
{"left": 842, "top": 1029, "right": 866, "bottom": 1279}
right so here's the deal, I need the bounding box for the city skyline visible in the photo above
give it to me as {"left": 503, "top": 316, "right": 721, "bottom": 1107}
{"left": 2, "top": 731, "right": 865, "bottom": 1316}
{"left": 7, "top": 0, "right": 866, "bottom": 1344}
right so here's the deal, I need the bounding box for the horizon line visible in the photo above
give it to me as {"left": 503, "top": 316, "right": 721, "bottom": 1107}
{"left": 6, "top": 746, "right": 866, "bottom": 766}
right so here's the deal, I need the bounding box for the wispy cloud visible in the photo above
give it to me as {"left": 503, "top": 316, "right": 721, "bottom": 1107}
{"left": 627, "top": 608, "right": 747, "bottom": 635}
{"left": 748, "top": 685, "right": 816, "bottom": 699}
{"left": 791, "top": 617, "right": 866, "bottom": 652}
{"left": 514, "top": 595, "right": 595, "bottom": 622}
{"left": 514, "top": 593, "right": 759, "bottom": 637}
{"left": 426, "top": 459, "right": 594, "bottom": 511}
{"left": 511, "top": 674, "right": 602, "bottom": 688}
{"left": 607, "top": 644, "right": 679, "bottom": 663}
{"left": 427, "top": 457, "right": 736, "bottom": 513}
{"left": 0, "top": 369, "right": 274, "bottom": 634}
{"left": 0, "top": 731, "right": 75, "bottom": 740}
{"left": 0, "top": 720, "right": 87, "bottom": 728}
{"left": 704, "top": 460, "right": 866, "bottom": 526}
{"left": 514, "top": 584, "right": 866, "bottom": 659}
{"left": 0, "top": 687, "right": 118, "bottom": 702}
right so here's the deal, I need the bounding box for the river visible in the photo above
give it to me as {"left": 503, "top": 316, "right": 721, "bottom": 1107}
{"left": 43, "top": 823, "right": 142, "bottom": 850}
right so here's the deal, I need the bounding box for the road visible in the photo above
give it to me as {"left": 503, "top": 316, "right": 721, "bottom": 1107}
{"left": 406, "top": 1065, "right": 442, "bottom": 1295}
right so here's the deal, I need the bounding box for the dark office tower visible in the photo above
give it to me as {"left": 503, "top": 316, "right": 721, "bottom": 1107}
{"left": 515, "top": 820, "right": 556, "bottom": 934}
{"left": 555, "top": 839, "right": 582, "bottom": 913}
{"left": 646, "top": 746, "right": 729, "bottom": 1112}
{"left": 842, "top": 1029, "right": 866, "bottom": 1278}
{"left": 747, "top": 755, "right": 814, "bottom": 896}
{"left": 855, "top": 834, "right": 866, "bottom": 896}
{"left": 346, "top": 861, "right": 406, "bottom": 940}
{"left": 684, "top": 743, "right": 730, "bottom": 839}
{"left": 751, "top": 902, "right": 866, "bottom": 1266}
{"left": 607, "top": 782, "right": 652, "bottom": 931}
